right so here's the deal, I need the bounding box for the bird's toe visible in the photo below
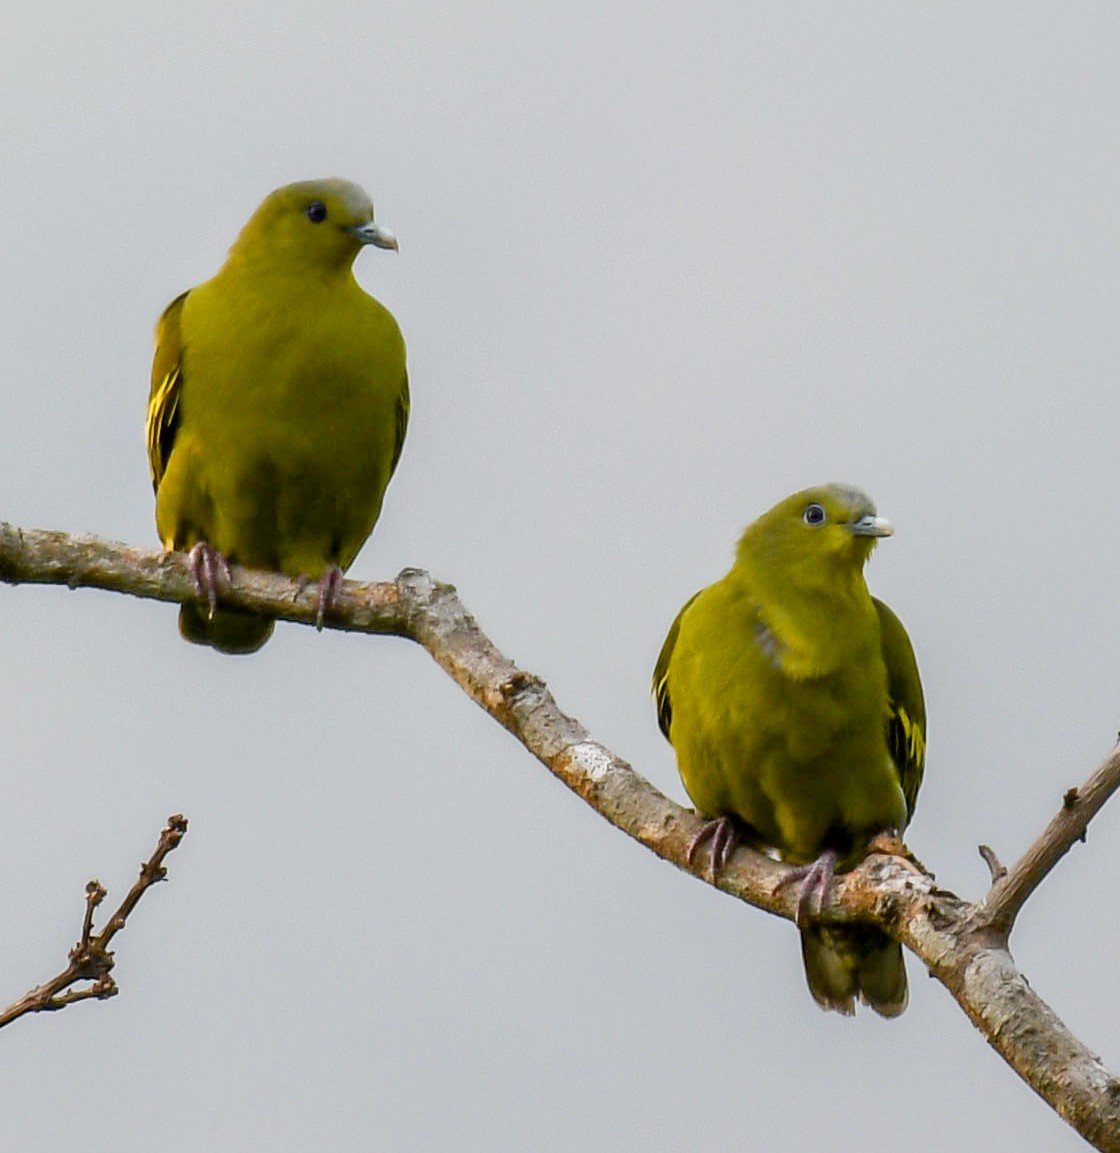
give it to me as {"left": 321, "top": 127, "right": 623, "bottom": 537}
{"left": 687, "top": 815, "right": 741, "bottom": 881}
{"left": 315, "top": 565, "right": 344, "bottom": 630}
{"left": 187, "top": 542, "right": 230, "bottom": 620}
{"left": 776, "top": 849, "right": 839, "bottom": 928}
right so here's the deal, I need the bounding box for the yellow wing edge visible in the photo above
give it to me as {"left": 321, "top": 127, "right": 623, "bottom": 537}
{"left": 873, "top": 597, "right": 927, "bottom": 822}
{"left": 652, "top": 590, "right": 700, "bottom": 743}
{"left": 146, "top": 290, "right": 189, "bottom": 491}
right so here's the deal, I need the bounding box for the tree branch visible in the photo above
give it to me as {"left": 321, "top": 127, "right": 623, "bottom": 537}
{"left": 972, "top": 745, "right": 1120, "bottom": 940}
{"left": 0, "top": 814, "right": 188, "bottom": 1029}
{"left": 0, "top": 524, "right": 402, "bottom": 634}
{"left": 4, "top": 525, "right": 1120, "bottom": 1149}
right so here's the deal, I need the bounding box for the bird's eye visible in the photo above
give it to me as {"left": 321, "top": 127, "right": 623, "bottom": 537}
{"left": 305, "top": 201, "right": 328, "bottom": 224}
{"left": 803, "top": 503, "right": 827, "bottom": 526}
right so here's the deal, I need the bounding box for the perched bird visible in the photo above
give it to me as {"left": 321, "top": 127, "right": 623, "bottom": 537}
{"left": 146, "top": 178, "right": 409, "bottom": 653}
{"left": 653, "top": 484, "right": 925, "bottom": 1017}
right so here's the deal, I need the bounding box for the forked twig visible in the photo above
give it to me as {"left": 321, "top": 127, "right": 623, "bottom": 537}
{"left": 0, "top": 815, "right": 188, "bottom": 1029}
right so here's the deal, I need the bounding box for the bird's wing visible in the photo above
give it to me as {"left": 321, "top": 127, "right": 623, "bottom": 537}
{"left": 873, "top": 597, "right": 926, "bottom": 822}
{"left": 653, "top": 591, "right": 699, "bottom": 742}
{"left": 390, "top": 372, "right": 410, "bottom": 477}
{"left": 146, "top": 290, "right": 189, "bottom": 492}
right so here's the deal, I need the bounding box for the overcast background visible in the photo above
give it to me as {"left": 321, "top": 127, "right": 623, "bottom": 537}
{"left": 2, "top": 3, "right": 1118, "bottom": 1150}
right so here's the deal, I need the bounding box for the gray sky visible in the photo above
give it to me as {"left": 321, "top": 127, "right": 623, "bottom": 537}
{"left": 2, "top": 3, "right": 1118, "bottom": 1149}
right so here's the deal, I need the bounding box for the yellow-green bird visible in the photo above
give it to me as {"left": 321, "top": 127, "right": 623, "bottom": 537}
{"left": 146, "top": 178, "right": 408, "bottom": 654}
{"left": 653, "top": 484, "right": 925, "bottom": 1017}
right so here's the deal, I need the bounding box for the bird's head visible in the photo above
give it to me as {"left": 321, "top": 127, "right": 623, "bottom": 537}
{"left": 737, "top": 483, "right": 893, "bottom": 582}
{"left": 228, "top": 178, "right": 398, "bottom": 274}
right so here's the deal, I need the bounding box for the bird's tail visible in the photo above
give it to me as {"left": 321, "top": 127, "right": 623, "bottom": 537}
{"left": 799, "top": 924, "right": 908, "bottom": 1018}
{"left": 179, "top": 603, "right": 274, "bottom": 655}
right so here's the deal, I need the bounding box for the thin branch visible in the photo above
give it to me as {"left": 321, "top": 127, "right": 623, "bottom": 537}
{"left": 977, "top": 844, "right": 1006, "bottom": 884}
{"left": 974, "top": 745, "right": 1120, "bottom": 939}
{"left": 5, "top": 527, "right": 1120, "bottom": 1150}
{"left": 0, "top": 815, "right": 188, "bottom": 1029}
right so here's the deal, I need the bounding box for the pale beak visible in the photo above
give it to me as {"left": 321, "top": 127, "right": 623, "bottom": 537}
{"left": 349, "top": 220, "right": 399, "bottom": 251}
{"left": 850, "top": 514, "right": 893, "bottom": 538}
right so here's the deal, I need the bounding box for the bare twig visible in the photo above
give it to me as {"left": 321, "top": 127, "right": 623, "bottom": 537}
{"left": 0, "top": 815, "right": 188, "bottom": 1029}
{"left": 974, "top": 744, "right": 1120, "bottom": 939}
{"left": 4, "top": 528, "right": 1120, "bottom": 1150}
{"left": 977, "top": 844, "right": 1006, "bottom": 884}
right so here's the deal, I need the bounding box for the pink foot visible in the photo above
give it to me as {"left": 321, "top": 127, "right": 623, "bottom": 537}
{"left": 687, "top": 816, "right": 740, "bottom": 880}
{"left": 775, "top": 849, "right": 839, "bottom": 927}
{"left": 188, "top": 542, "right": 230, "bottom": 620}
{"left": 316, "top": 565, "right": 344, "bottom": 630}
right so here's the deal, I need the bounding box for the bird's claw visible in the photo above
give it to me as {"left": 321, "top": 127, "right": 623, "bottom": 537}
{"left": 188, "top": 542, "right": 230, "bottom": 620}
{"left": 687, "top": 816, "right": 740, "bottom": 881}
{"left": 775, "top": 849, "right": 839, "bottom": 928}
{"left": 316, "top": 566, "right": 344, "bottom": 630}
